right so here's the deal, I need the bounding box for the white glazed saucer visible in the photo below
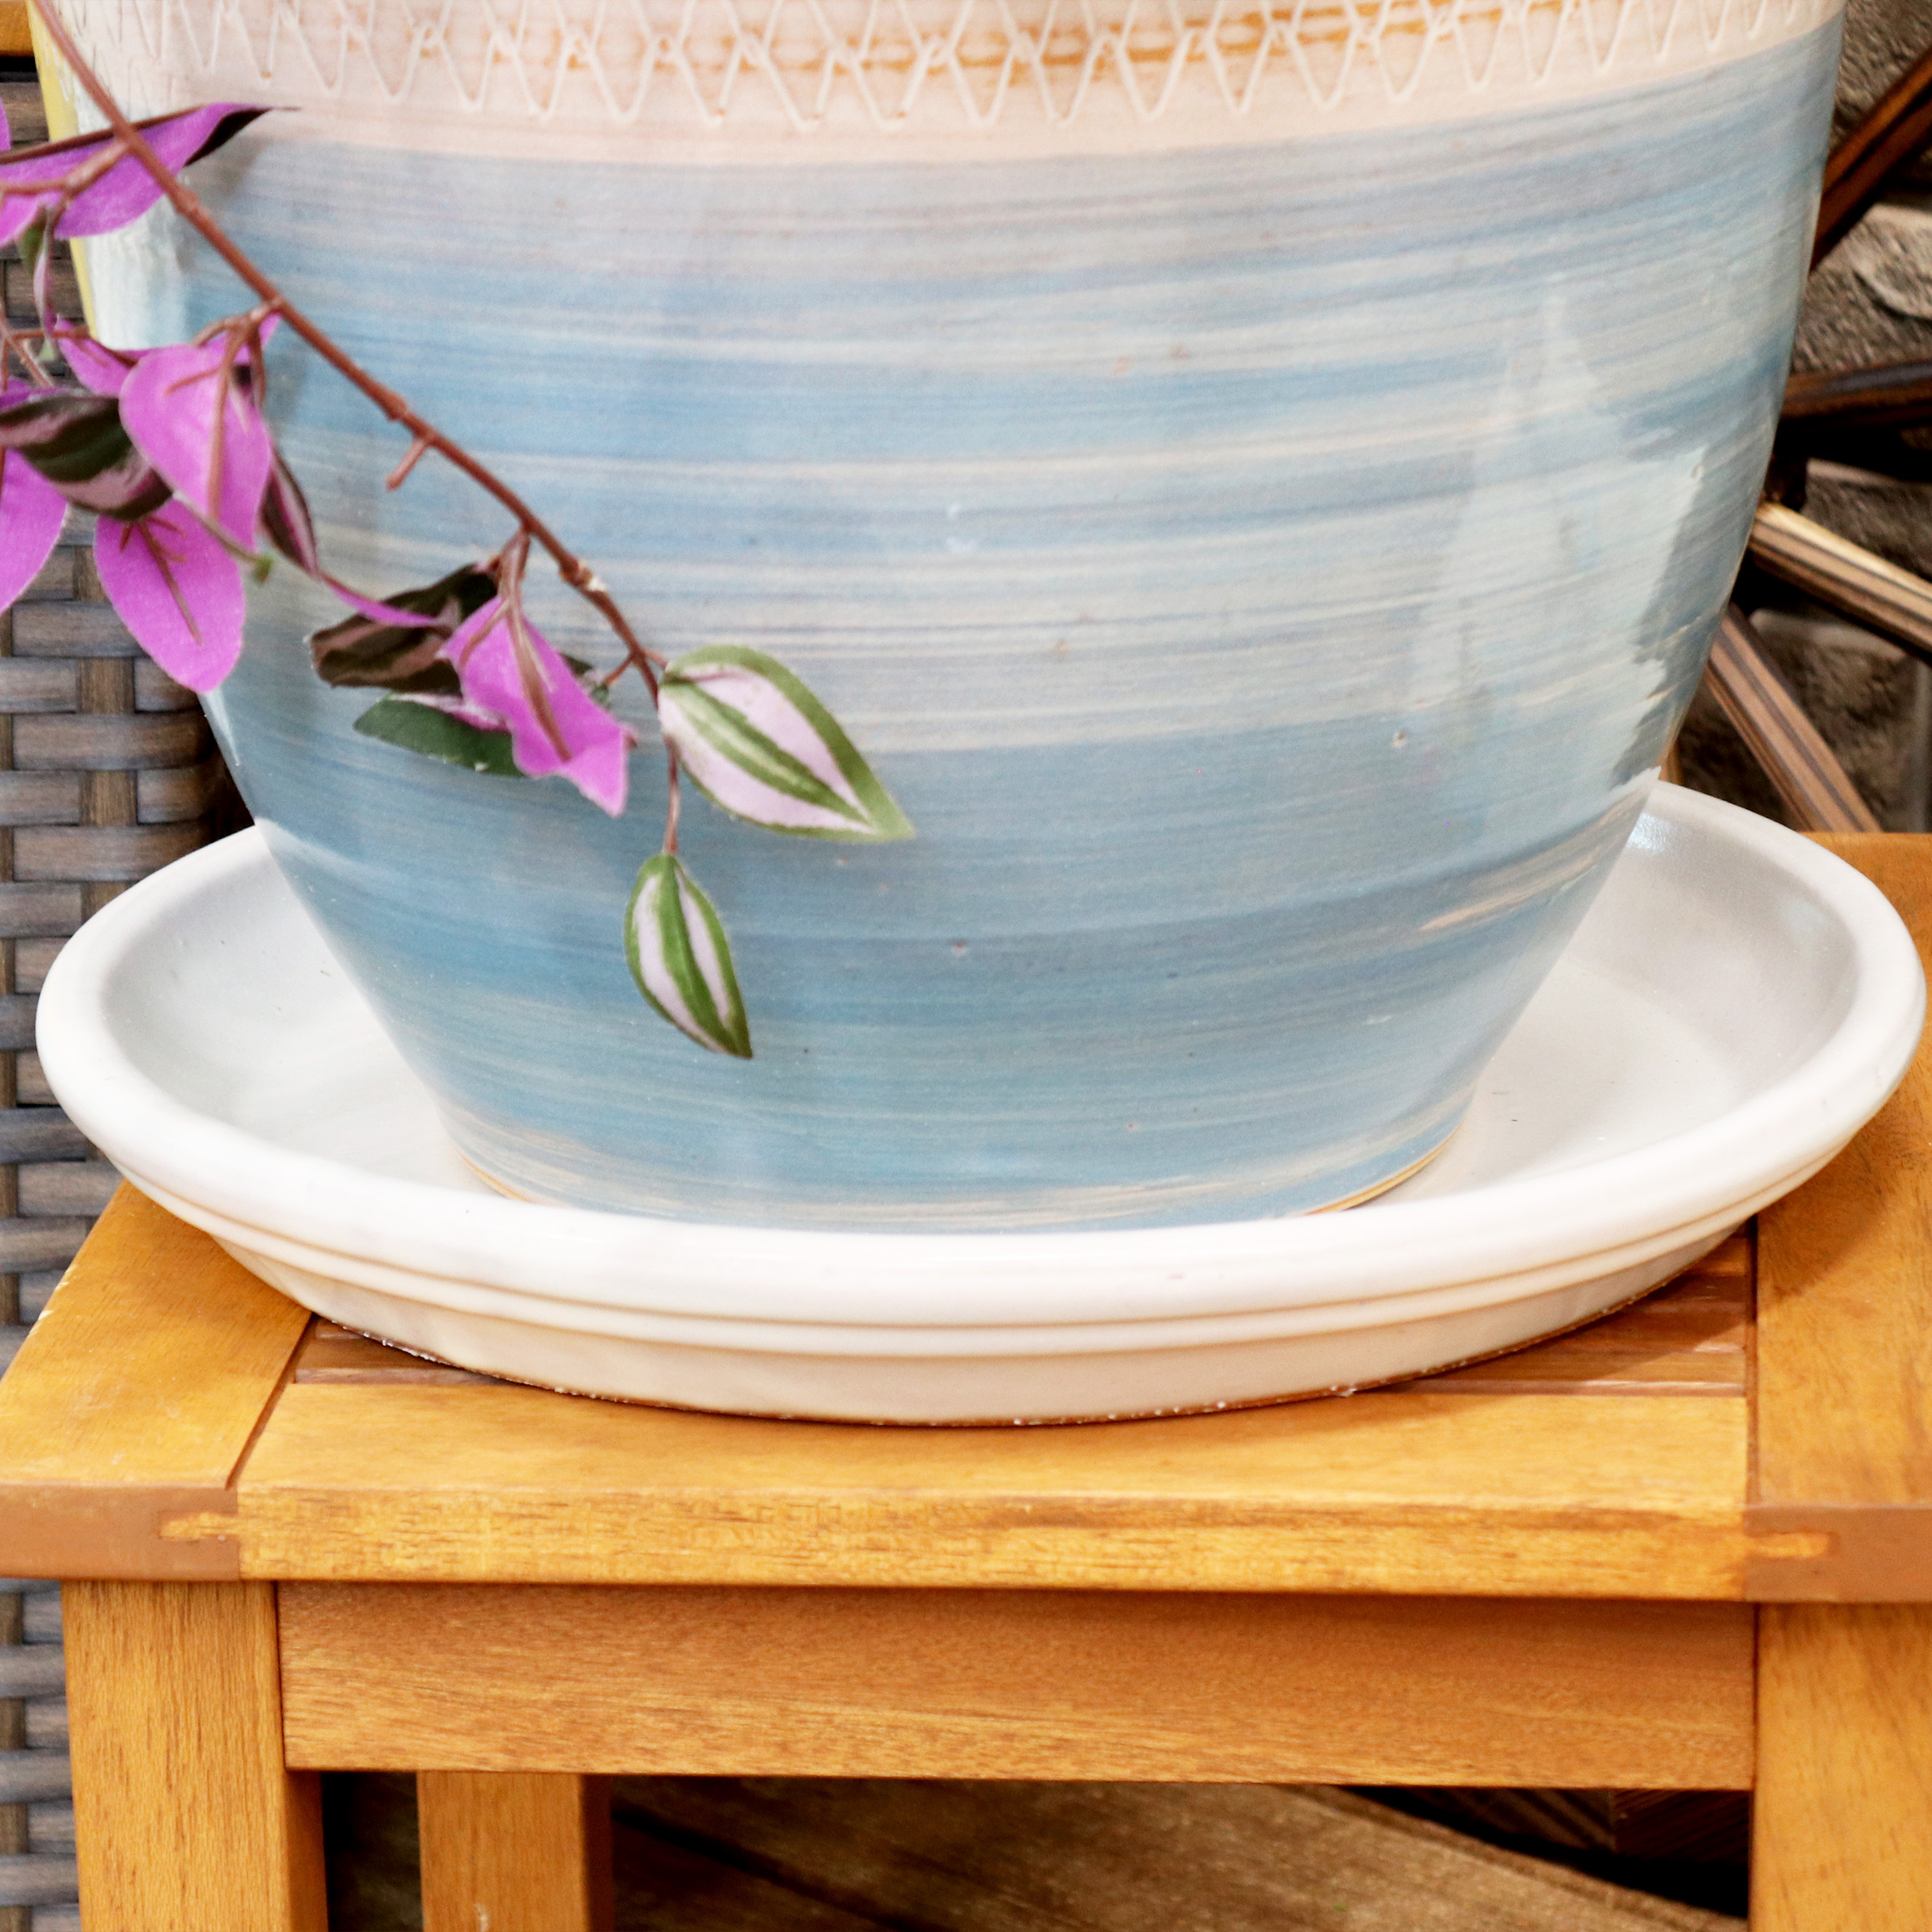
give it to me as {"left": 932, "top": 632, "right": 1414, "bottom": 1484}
{"left": 35, "top": 786, "right": 1926, "bottom": 1424}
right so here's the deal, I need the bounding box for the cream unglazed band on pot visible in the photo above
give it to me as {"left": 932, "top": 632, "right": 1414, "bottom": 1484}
{"left": 47, "top": 0, "right": 1839, "bottom": 157}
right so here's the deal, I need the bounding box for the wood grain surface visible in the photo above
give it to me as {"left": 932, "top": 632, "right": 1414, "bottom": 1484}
{"left": 230, "top": 1379, "right": 1750, "bottom": 1596}
{"left": 277, "top": 1583, "right": 1755, "bottom": 1788}
{"left": 419, "top": 1773, "right": 613, "bottom": 1932}
{"left": 1751, "top": 834, "right": 1932, "bottom": 1600}
{"left": 1406, "top": 1238, "right": 1748, "bottom": 1396}
{"left": 1813, "top": 39, "right": 1932, "bottom": 267}
{"left": 0, "top": 1188, "right": 308, "bottom": 1578}
{"left": 1785, "top": 357, "right": 1932, "bottom": 432}
{"left": 1703, "top": 611, "right": 1882, "bottom": 833}
{"left": 1747, "top": 504, "right": 1932, "bottom": 668}
{"left": 330, "top": 1773, "right": 1745, "bottom": 1929}
{"left": 64, "top": 1581, "right": 325, "bottom": 1932}
{"left": 1745, "top": 837, "right": 1932, "bottom": 1918}
{"left": 295, "top": 1325, "right": 491, "bottom": 1386}
{"left": 1753, "top": 1604, "right": 1932, "bottom": 1928}
{"left": 611, "top": 1781, "right": 1739, "bottom": 1932}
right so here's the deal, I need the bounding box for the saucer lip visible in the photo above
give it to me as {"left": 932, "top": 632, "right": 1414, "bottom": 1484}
{"left": 124, "top": 1172, "right": 1791, "bottom": 1356}
{"left": 37, "top": 784, "right": 1927, "bottom": 1333}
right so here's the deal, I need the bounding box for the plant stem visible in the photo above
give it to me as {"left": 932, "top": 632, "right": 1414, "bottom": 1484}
{"left": 0, "top": 319, "right": 53, "bottom": 388}
{"left": 663, "top": 744, "right": 683, "bottom": 855}
{"left": 28, "top": 0, "right": 663, "bottom": 701}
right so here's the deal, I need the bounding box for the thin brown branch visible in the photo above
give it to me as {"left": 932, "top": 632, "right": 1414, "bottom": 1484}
{"left": 206, "top": 321, "right": 245, "bottom": 536}
{"left": 242, "top": 306, "right": 276, "bottom": 408}
{"left": 0, "top": 132, "right": 125, "bottom": 204}
{"left": 190, "top": 299, "right": 271, "bottom": 348}
{"left": 0, "top": 318, "right": 53, "bottom": 388}
{"left": 663, "top": 743, "right": 683, "bottom": 855}
{"left": 29, "top": 0, "right": 664, "bottom": 702}
{"left": 386, "top": 431, "right": 432, "bottom": 491}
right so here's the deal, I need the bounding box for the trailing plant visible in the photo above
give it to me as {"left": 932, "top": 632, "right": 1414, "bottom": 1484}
{"left": 0, "top": 15, "right": 911, "bottom": 1059}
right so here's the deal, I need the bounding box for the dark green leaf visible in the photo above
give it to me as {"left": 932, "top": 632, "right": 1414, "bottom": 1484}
{"left": 15, "top": 217, "right": 45, "bottom": 298}
{"left": 353, "top": 695, "right": 523, "bottom": 777}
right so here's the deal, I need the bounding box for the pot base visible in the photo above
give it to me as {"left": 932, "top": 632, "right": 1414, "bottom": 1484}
{"left": 34, "top": 788, "right": 1924, "bottom": 1422}
{"left": 455, "top": 1132, "right": 1459, "bottom": 1224}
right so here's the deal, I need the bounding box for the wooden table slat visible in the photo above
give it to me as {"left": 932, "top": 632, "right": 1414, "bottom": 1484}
{"left": 225, "top": 1378, "right": 1750, "bottom": 1596}
{"left": 1752, "top": 834, "right": 1932, "bottom": 1600}
{"left": 0, "top": 1190, "right": 308, "bottom": 1579}
{"left": 279, "top": 1583, "right": 1756, "bottom": 1789}
{"left": 295, "top": 1329, "right": 493, "bottom": 1387}
{"left": 1410, "top": 1255, "right": 1748, "bottom": 1396}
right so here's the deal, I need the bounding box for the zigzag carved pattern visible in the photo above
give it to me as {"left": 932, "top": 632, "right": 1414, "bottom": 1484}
{"left": 55, "top": 0, "right": 1835, "bottom": 136}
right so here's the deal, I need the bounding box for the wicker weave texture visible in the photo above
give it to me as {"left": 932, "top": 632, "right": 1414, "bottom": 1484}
{"left": 0, "top": 71, "right": 229, "bottom": 1930}
{"left": 0, "top": 71, "right": 227, "bottom": 1365}
{"left": 0, "top": 1581, "right": 72, "bottom": 1932}
{"left": 0, "top": 507, "right": 222, "bottom": 1330}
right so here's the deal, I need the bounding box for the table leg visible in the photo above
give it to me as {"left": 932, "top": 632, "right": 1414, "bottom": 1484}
{"left": 64, "top": 1580, "right": 326, "bottom": 1932}
{"left": 419, "top": 1772, "right": 614, "bottom": 1932}
{"left": 1753, "top": 1604, "right": 1932, "bottom": 1929}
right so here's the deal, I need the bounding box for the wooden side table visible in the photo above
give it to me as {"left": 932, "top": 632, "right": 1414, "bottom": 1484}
{"left": 2, "top": 833, "right": 1929, "bottom": 1932}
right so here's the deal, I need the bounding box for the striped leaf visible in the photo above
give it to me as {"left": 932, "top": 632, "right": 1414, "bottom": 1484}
{"left": 658, "top": 645, "right": 912, "bottom": 842}
{"left": 624, "top": 853, "right": 752, "bottom": 1059}
{"left": 0, "top": 389, "right": 171, "bottom": 520}
{"left": 310, "top": 565, "right": 497, "bottom": 693}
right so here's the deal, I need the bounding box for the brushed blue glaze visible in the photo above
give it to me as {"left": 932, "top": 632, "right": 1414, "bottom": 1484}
{"left": 155, "top": 33, "right": 1833, "bottom": 1227}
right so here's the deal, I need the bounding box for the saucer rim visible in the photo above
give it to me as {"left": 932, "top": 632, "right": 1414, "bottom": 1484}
{"left": 36, "top": 783, "right": 1925, "bottom": 1336}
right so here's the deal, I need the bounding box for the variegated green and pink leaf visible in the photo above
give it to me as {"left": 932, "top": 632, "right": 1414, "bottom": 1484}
{"left": 624, "top": 854, "right": 752, "bottom": 1059}
{"left": 658, "top": 645, "right": 913, "bottom": 843}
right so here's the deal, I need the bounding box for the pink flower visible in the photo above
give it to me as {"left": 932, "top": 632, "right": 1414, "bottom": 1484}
{"left": 0, "top": 106, "right": 264, "bottom": 248}
{"left": 92, "top": 501, "right": 244, "bottom": 692}
{"left": 56, "top": 328, "right": 144, "bottom": 398}
{"left": 440, "top": 597, "right": 636, "bottom": 815}
{"left": 0, "top": 384, "right": 68, "bottom": 611}
{"left": 119, "top": 334, "right": 273, "bottom": 550}
{"left": 59, "top": 318, "right": 435, "bottom": 651}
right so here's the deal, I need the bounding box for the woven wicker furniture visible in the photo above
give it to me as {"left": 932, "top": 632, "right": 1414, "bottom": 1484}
{"left": 0, "top": 67, "right": 227, "bottom": 1383}
{"left": 0, "top": 71, "right": 231, "bottom": 1932}
{"left": 0, "top": 517, "right": 220, "bottom": 1932}
{"left": 0, "top": 834, "right": 1925, "bottom": 1931}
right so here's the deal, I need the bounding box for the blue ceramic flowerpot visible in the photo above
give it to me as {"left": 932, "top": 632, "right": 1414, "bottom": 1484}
{"left": 67, "top": 0, "right": 1839, "bottom": 1229}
